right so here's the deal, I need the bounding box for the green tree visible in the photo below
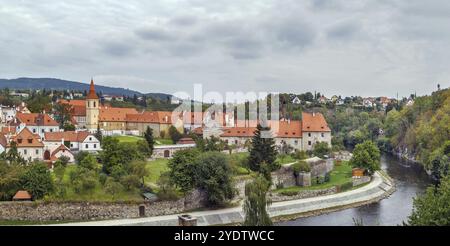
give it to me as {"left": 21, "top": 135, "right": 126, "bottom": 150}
{"left": 69, "top": 166, "right": 98, "bottom": 194}
{"left": 95, "top": 124, "right": 103, "bottom": 143}
{"left": 20, "top": 162, "right": 54, "bottom": 199}
{"left": 63, "top": 123, "right": 75, "bottom": 131}
{"left": 205, "top": 136, "right": 225, "bottom": 152}
{"left": 128, "top": 160, "right": 149, "bottom": 187}
{"left": 144, "top": 126, "right": 155, "bottom": 156}
{"left": 167, "top": 149, "right": 200, "bottom": 192}
{"left": 104, "top": 177, "right": 123, "bottom": 198}
{"left": 248, "top": 124, "right": 279, "bottom": 173}
{"left": 193, "top": 152, "right": 235, "bottom": 206}
{"left": 349, "top": 141, "right": 381, "bottom": 175}
{"left": 408, "top": 175, "right": 450, "bottom": 226}
{"left": 243, "top": 176, "right": 272, "bottom": 226}
{"left": 0, "top": 161, "right": 24, "bottom": 201}
{"left": 136, "top": 140, "right": 151, "bottom": 159}
{"left": 4, "top": 141, "right": 26, "bottom": 165}
{"left": 168, "top": 125, "right": 182, "bottom": 143}
{"left": 313, "top": 142, "right": 330, "bottom": 158}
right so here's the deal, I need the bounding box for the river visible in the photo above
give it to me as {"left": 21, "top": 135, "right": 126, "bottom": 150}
{"left": 277, "top": 154, "right": 431, "bottom": 226}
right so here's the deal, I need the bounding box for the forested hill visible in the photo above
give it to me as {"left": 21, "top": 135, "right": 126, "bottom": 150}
{"left": 384, "top": 87, "right": 450, "bottom": 170}
{"left": 0, "top": 78, "right": 170, "bottom": 99}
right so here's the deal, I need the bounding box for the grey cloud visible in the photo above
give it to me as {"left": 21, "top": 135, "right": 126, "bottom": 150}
{"left": 169, "top": 15, "right": 198, "bottom": 26}
{"left": 274, "top": 19, "right": 316, "bottom": 49}
{"left": 134, "top": 26, "right": 175, "bottom": 41}
{"left": 326, "top": 21, "right": 360, "bottom": 40}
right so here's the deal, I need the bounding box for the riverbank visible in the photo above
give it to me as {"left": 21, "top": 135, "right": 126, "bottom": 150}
{"left": 55, "top": 171, "right": 394, "bottom": 226}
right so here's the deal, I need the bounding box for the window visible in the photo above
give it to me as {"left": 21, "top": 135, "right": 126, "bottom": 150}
{"left": 32, "top": 129, "right": 36, "bottom": 133}
{"left": 308, "top": 141, "right": 312, "bottom": 146}
{"left": 28, "top": 139, "right": 32, "bottom": 144}
{"left": 88, "top": 101, "right": 90, "bottom": 107}
{"left": 294, "top": 140, "right": 298, "bottom": 145}
{"left": 35, "top": 149, "right": 39, "bottom": 155}
{"left": 94, "top": 101, "right": 96, "bottom": 107}
{"left": 18, "top": 139, "right": 22, "bottom": 144}
{"left": 235, "top": 140, "right": 238, "bottom": 144}
{"left": 41, "top": 129, "right": 44, "bottom": 133}
{"left": 85, "top": 144, "right": 89, "bottom": 148}
{"left": 94, "top": 144, "right": 97, "bottom": 148}
{"left": 321, "top": 133, "right": 325, "bottom": 138}
{"left": 50, "top": 129, "right": 53, "bottom": 132}
{"left": 70, "top": 143, "right": 74, "bottom": 147}
{"left": 24, "top": 149, "right": 27, "bottom": 155}
{"left": 308, "top": 133, "right": 311, "bottom": 137}
{"left": 89, "top": 137, "right": 92, "bottom": 141}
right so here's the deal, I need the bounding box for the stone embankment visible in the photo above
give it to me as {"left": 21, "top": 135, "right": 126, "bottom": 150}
{"left": 58, "top": 171, "right": 395, "bottom": 226}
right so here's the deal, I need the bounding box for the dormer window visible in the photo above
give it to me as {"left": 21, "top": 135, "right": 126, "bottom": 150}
{"left": 18, "top": 139, "right": 22, "bottom": 144}
{"left": 28, "top": 139, "right": 32, "bottom": 144}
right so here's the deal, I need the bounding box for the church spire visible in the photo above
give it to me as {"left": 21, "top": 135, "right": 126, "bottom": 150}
{"left": 87, "top": 78, "right": 99, "bottom": 99}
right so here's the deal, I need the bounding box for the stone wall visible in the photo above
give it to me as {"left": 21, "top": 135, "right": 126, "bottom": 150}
{"left": 352, "top": 176, "right": 371, "bottom": 187}
{"left": 271, "top": 165, "right": 296, "bottom": 189}
{"left": 0, "top": 189, "right": 206, "bottom": 222}
{"left": 269, "top": 186, "right": 337, "bottom": 202}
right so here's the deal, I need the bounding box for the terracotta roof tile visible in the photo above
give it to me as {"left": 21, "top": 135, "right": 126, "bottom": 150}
{"left": 99, "top": 107, "right": 139, "bottom": 122}
{"left": 8, "top": 128, "right": 44, "bottom": 147}
{"left": 44, "top": 131, "right": 90, "bottom": 142}
{"left": 13, "top": 190, "right": 32, "bottom": 200}
{"left": 302, "top": 112, "right": 331, "bottom": 132}
{"left": 16, "top": 113, "right": 59, "bottom": 127}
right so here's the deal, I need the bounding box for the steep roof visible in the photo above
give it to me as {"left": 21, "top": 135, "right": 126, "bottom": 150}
{"left": 13, "top": 190, "right": 32, "bottom": 200}
{"left": 9, "top": 127, "right": 44, "bottom": 147}
{"left": 1, "top": 126, "right": 16, "bottom": 135}
{"left": 221, "top": 127, "right": 256, "bottom": 137}
{"left": 99, "top": 107, "right": 139, "bottom": 122}
{"left": 44, "top": 131, "right": 91, "bottom": 142}
{"left": 16, "top": 113, "right": 59, "bottom": 127}
{"left": 87, "top": 79, "right": 99, "bottom": 100}
{"left": 274, "top": 120, "right": 302, "bottom": 138}
{"left": 301, "top": 112, "right": 331, "bottom": 132}
{"left": 50, "top": 144, "right": 73, "bottom": 161}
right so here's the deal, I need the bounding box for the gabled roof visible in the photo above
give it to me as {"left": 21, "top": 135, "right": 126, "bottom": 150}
{"left": 0, "top": 134, "right": 7, "bottom": 148}
{"left": 13, "top": 190, "right": 32, "bottom": 200}
{"left": 44, "top": 131, "right": 91, "bottom": 142}
{"left": 302, "top": 112, "right": 331, "bottom": 132}
{"left": 50, "top": 144, "right": 73, "bottom": 161}
{"left": 16, "top": 113, "right": 59, "bottom": 127}
{"left": 9, "top": 127, "right": 44, "bottom": 147}
{"left": 99, "top": 107, "right": 139, "bottom": 122}
{"left": 1, "top": 126, "right": 16, "bottom": 135}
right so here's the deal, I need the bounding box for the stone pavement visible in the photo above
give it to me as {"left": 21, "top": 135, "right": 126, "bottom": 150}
{"left": 57, "top": 172, "right": 394, "bottom": 226}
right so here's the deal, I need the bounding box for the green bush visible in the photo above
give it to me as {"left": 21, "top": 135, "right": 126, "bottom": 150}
{"left": 338, "top": 181, "right": 354, "bottom": 192}
{"left": 315, "top": 175, "right": 325, "bottom": 184}
{"left": 292, "top": 161, "right": 311, "bottom": 176}
{"left": 324, "top": 172, "right": 331, "bottom": 183}
{"left": 291, "top": 150, "right": 308, "bottom": 160}
{"left": 280, "top": 190, "right": 299, "bottom": 196}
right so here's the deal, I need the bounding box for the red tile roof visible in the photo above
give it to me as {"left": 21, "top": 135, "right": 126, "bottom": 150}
{"left": 44, "top": 131, "right": 90, "bottom": 142}
{"left": 16, "top": 113, "right": 59, "bottom": 126}
{"left": 0, "top": 134, "right": 7, "bottom": 148}
{"left": 99, "top": 107, "right": 139, "bottom": 122}
{"left": 87, "top": 79, "right": 99, "bottom": 99}
{"left": 8, "top": 128, "right": 44, "bottom": 147}
{"left": 50, "top": 144, "right": 73, "bottom": 161}
{"left": 221, "top": 127, "right": 256, "bottom": 137}
{"left": 302, "top": 112, "right": 331, "bottom": 132}
{"left": 1, "top": 127, "right": 16, "bottom": 135}
{"left": 13, "top": 190, "right": 32, "bottom": 200}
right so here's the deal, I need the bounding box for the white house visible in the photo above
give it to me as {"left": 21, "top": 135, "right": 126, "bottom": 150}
{"left": 6, "top": 127, "right": 44, "bottom": 161}
{"left": 0, "top": 105, "right": 16, "bottom": 124}
{"left": 48, "top": 144, "right": 75, "bottom": 163}
{"left": 301, "top": 112, "right": 332, "bottom": 151}
{"left": 15, "top": 113, "right": 60, "bottom": 138}
{"left": 44, "top": 131, "right": 101, "bottom": 153}
{"left": 291, "top": 96, "right": 301, "bottom": 104}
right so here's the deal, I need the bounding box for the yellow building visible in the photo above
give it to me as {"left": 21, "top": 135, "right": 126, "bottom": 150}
{"left": 86, "top": 79, "right": 99, "bottom": 130}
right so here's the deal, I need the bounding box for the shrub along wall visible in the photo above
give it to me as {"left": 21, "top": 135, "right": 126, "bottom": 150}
{"left": 0, "top": 190, "right": 206, "bottom": 222}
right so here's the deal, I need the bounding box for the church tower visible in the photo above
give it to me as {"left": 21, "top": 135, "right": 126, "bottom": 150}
{"left": 86, "top": 78, "right": 99, "bottom": 130}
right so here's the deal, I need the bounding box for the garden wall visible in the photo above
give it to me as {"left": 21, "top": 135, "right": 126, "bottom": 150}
{"left": 269, "top": 186, "right": 337, "bottom": 202}
{"left": 0, "top": 190, "right": 206, "bottom": 222}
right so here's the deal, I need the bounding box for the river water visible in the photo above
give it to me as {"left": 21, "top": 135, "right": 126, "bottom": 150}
{"left": 277, "top": 154, "right": 431, "bottom": 226}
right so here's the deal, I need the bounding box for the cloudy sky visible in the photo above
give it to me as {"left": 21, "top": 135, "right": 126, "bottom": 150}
{"left": 1, "top": 0, "right": 449, "bottom": 98}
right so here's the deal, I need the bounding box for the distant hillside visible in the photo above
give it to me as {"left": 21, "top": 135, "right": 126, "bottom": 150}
{"left": 0, "top": 77, "right": 171, "bottom": 99}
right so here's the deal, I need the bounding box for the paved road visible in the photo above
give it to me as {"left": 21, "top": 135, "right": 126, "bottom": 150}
{"left": 57, "top": 172, "right": 393, "bottom": 226}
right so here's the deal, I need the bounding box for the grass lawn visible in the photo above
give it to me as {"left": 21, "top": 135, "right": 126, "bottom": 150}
{"left": 154, "top": 138, "right": 173, "bottom": 145}
{"left": 276, "top": 154, "right": 297, "bottom": 164}
{"left": 145, "top": 158, "right": 169, "bottom": 185}
{"left": 112, "top": 135, "right": 143, "bottom": 143}
{"left": 275, "top": 161, "right": 353, "bottom": 193}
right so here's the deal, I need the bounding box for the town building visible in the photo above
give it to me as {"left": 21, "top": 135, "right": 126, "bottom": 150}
{"left": 43, "top": 131, "right": 101, "bottom": 153}
{"left": 14, "top": 113, "right": 60, "bottom": 138}
{"left": 6, "top": 127, "right": 45, "bottom": 161}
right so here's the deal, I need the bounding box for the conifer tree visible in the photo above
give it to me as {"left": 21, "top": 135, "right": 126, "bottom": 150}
{"left": 144, "top": 126, "right": 155, "bottom": 156}
{"left": 248, "top": 124, "right": 278, "bottom": 173}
